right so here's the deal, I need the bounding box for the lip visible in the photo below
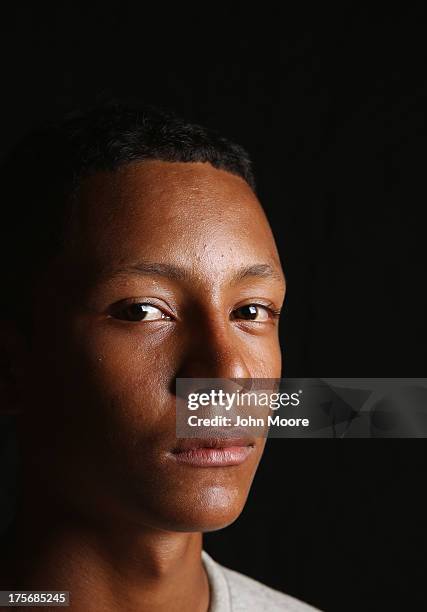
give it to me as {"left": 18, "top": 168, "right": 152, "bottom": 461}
{"left": 170, "top": 435, "right": 256, "bottom": 467}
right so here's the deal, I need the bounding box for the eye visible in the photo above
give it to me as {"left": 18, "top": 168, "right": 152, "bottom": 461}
{"left": 232, "top": 304, "right": 278, "bottom": 322}
{"left": 111, "top": 302, "right": 171, "bottom": 322}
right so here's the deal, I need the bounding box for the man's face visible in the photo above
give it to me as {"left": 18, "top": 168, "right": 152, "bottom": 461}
{"left": 23, "top": 161, "right": 286, "bottom": 532}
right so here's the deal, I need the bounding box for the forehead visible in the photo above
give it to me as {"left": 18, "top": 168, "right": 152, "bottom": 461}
{"left": 66, "top": 160, "right": 282, "bottom": 282}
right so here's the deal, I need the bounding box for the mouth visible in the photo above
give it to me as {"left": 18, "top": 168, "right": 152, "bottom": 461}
{"left": 170, "top": 434, "right": 256, "bottom": 468}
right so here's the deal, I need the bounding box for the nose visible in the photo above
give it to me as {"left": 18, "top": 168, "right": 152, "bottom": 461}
{"left": 174, "top": 320, "right": 253, "bottom": 410}
{"left": 175, "top": 317, "right": 252, "bottom": 381}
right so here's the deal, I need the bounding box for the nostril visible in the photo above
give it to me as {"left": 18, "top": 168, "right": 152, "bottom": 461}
{"left": 232, "top": 377, "right": 254, "bottom": 393}
{"left": 194, "top": 385, "right": 227, "bottom": 396}
{"left": 175, "top": 378, "right": 254, "bottom": 402}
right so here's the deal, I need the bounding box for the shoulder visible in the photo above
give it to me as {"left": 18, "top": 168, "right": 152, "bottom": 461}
{"left": 202, "top": 550, "right": 323, "bottom": 612}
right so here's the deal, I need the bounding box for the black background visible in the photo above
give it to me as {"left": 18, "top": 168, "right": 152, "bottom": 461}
{"left": 1, "top": 4, "right": 426, "bottom": 611}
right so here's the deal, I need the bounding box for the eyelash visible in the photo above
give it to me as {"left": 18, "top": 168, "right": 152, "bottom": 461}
{"left": 110, "top": 301, "right": 281, "bottom": 323}
{"left": 232, "top": 304, "right": 281, "bottom": 321}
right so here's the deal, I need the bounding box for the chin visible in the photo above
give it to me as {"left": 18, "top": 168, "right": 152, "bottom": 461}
{"left": 141, "top": 485, "right": 248, "bottom": 533}
{"left": 160, "top": 510, "right": 244, "bottom": 534}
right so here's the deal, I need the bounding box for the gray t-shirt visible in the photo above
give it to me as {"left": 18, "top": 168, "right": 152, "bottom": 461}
{"left": 202, "top": 551, "right": 323, "bottom": 612}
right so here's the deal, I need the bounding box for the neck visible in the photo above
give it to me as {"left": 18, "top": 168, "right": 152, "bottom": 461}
{"left": 2, "top": 507, "right": 210, "bottom": 612}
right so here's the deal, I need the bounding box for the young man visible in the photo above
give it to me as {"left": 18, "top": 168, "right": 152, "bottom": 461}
{"left": 0, "top": 104, "right": 321, "bottom": 611}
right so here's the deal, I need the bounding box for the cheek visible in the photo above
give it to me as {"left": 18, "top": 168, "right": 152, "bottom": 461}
{"left": 64, "top": 321, "right": 178, "bottom": 431}
{"left": 27, "top": 314, "right": 176, "bottom": 445}
{"left": 244, "top": 332, "right": 282, "bottom": 378}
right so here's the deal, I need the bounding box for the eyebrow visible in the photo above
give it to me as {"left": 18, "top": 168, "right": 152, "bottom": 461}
{"left": 109, "top": 261, "right": 285, "bottom": 285}
{"left": 229, "top": 263, "right": 285, "bottom": 285}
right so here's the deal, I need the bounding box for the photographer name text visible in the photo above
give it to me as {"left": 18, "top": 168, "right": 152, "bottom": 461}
{"left": 187, "top": 415, "right": 310, "bottom": 427}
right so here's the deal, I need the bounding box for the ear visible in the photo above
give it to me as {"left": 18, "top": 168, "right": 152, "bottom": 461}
{"left": 0, "top": 320, "right": 29, "bottom": 416}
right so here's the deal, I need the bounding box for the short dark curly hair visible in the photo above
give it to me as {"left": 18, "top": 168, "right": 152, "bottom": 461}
{"left": 0, "top": 102, "right": 256, "bottom": 335}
